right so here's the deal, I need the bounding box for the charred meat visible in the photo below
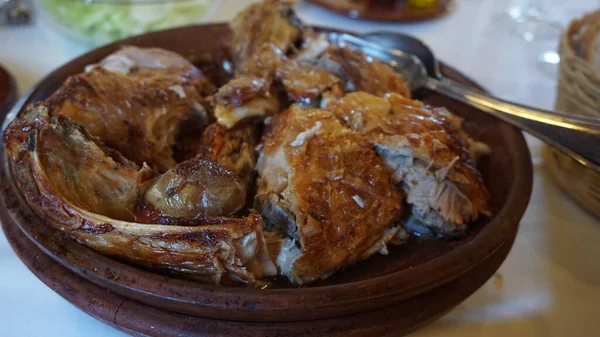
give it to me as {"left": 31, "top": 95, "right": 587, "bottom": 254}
{"left": 324, "top": 92, "right": 490, "bottom": 237}
{"left": 198, "top": 122, "right": 261, "bottom": 186}
{"left": 4, "top": 104, "right": 276, "bottom": 285}
{"left": 317, "top": 46, "right": 412, "bottom": 98}
{"left": 230, "top": 0, "right": 302, "bottom": 73}
{"left": 45, "top": 47, "right": 210, "bottom": 172}
{"left": 255, "top": 106, "right": 403, "bottom": 284}
{"left": 211, "top": 76, "right": 280, "bottom": 128}
{"left": 2, "top": 0, "right": 493, "bottom": 287}
{"left": 275, "top": 59, "right": 340, "bottom": 105}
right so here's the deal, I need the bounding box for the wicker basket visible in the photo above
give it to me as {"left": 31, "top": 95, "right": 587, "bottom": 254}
{"left": 544, "top": 9, "right": 600, "bottom": 217}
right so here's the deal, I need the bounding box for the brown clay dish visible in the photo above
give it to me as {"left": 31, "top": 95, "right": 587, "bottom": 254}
{"left": 0, "top": 24, "right": 532, "bottom": 322}
{"left": 307, "top": 0, "right": 455, "bottom": 22}
{"left": 1, "top": 208, "right": 516, "bottom": 337}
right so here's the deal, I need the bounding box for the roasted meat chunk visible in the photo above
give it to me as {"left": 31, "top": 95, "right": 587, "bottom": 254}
{"left": 255, "top": 106, "right": 404, "bottom": 284}
{"left": 237, "top": 42, "right": 286, "bottom": 78}
{"left": 317, "top": 47, "right": 412, "bottom": 98}
{"left": 198, "top": 122, "right": 261, "bottom": 187}
{"left": 45, "top": 47, "right": 210, "bottom": 172}
{"left": 230, "top": 0, "right": 301, "bottom": 72}
{"left": 90, "top": 46, "right": 207, "bottom": 82}
{"left": 324, "top": 92, "right": 490, "bottom": 237}
{"left": 5, "top": 104, "right": 141, "bottom": 222}
{"left": 295, "top": 32, "right": 330, "bottom": 62}
{"left": 276, "top": 59, "right": 340, "bottom": 105}
{"left": 211, "top": 76, "right": 280, "bottom": 128}
{"left": 4, "top": 105, "right": 276, "bottom": 285}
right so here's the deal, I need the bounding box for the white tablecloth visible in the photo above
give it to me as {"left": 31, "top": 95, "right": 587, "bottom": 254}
{"left": 1, "top": 1, "right": 600, "bottom": 336}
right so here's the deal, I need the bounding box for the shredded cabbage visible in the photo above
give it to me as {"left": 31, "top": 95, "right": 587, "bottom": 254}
{"left": 38, "top": 0, "right": 215, "bottom": 45}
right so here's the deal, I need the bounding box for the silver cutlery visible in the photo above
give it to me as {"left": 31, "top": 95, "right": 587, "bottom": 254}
{"left": 330, "top": 31, "right": 600, "bottom": 173}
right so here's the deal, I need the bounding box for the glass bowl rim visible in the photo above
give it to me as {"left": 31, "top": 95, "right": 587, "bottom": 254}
{"left": 38, "top": 0, "right": 213, "bottom": 5}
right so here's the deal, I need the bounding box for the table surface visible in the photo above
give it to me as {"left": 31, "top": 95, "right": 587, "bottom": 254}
{"left": 2, "top": 1, "right": 600, "bottom": 336}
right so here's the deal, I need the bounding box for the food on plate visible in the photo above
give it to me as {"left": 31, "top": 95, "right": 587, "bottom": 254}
{"left": 4, "top": 105, "right": 276, "bottom": 285}
{"left": 255, "top": 106, "right": 405, "bottom": 284}
{"left": 275, "top": 59, "right": 341, "bottom": 104}
{"left": 4, "top": 0, "right": 490, "bottom": 287}
{"left": 45, "top": 47, "right": 211, "bottom": 172}
{"left": 198, "top": 121, "right": 262, "bottom": 191}
{"left": 211, "top": 75, "right": 280, "bottom": 128}
{"left": 229, "top": 0, "right": 302, "bottom": 73}
{"left": 317, "top": 47, "right": 412, "bottom": 98}
{"left": 324, "top": 92, "right": 490, "bottom": 237}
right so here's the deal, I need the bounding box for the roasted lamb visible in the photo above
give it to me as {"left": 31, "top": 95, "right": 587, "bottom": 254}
{"left": 45, "top": 47, "right": 210, "bottom": 172}
{"left": 324, "top": 92, "right": 490, "bottom": 237}
{"left": 4, "top": 104, "right": 276, "bottom": 285}
{"left": 2, "top": 0, "right": 493, "bottom": 288}
{"left": 255, "top": 106, "right": 405, "bottom": 284}
{"left": 316, "top": 46, "right": 412, "bottom": 98}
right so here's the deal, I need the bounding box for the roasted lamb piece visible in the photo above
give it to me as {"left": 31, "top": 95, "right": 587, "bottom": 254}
{"left": 45, "top": 47, "right": 210, "bottom": 172}
{"left": 295, "top": 32, "right": 330, "bottom": 63}
{"left": 198, "top": 122, "right": 262, "bottom": 187}
{"left": 230, "top": 0, "right": 302, "bottom": 73}
{"left": 89, "top": 46, "right": 207, "bottom": 82}
{"left": 317, "top": 46, "right": 412, "bottom": 98}
{"left": 211, "top": 75, "right": 280, "bottom": 128}
{"left": 255, "top": 106, "right": 404, "bottom": 284}
{"left": 211, "top": 44, "right": 343, "bottom": 127}
{"left": 324, "top": 92, "right": 490, "bottom": 238}
{"left": 275, "top": 59, "right": 341, "bottom": 105}
{"left": 4, "top": 104, "right": 276, "bottom": 285}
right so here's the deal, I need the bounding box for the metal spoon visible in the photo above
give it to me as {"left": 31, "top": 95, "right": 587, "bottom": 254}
{"left": 329, "top": 31, "right": 600, "bottom": 173}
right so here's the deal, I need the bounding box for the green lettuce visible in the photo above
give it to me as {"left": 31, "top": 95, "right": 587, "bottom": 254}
{"left": 38, "top": 0, "right": 213, "bottom": 45}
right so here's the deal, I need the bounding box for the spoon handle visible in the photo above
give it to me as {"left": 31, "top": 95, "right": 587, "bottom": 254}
{"left": 426, "top": 77, "right": 600, "bottom": 171}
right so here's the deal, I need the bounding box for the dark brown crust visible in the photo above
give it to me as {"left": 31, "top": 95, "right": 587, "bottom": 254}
{"left": 325, "top": 47, "right": 411, "bottom": 98}
{"left": 4, "top": 105, "right": 269, "bottom": 286}
{"left": 326, "top": 92, "right": 490, "bottom": 221}
{"left": 211, "top": 77, "right": 271, "bottom": 107}
{"left": 230, "top": 0, "right": 301, "bottom": 72}
{"left": 199, "top": 122, "right": 261, "bottom": 183}
{"left": 172, "top": 157, "right": 232, "bottom": 177}
{"left": 275, "top": 60, "right": 340, "bottom": 102}
{"left": 259, "top": 107, "right": 403, "bottom": 283}
{"left": 45, "top": 66, "right": 207, "bottom": 172}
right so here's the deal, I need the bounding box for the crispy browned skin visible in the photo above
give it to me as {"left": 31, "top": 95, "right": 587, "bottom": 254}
{"left": 318, "top": 47, "right": 411, "bottom": 98}
{"left": 256, "top": 106, "right": 403, "bottom": 284}
{"left": 211, "top": 75, "right": 280, "bottom": 128}
{"left": 93, "top": 46, "right": 210, "bottom": 85}
{"left": 46, "top": 49, "right": 209, "bottom": 172}
{"left": 4, "top": 105, "right": 276, "bottom": 285}
{"left": 198, "top": 122, "right": 261, "bottom": 184}
{"left": 237, "top": 42, "right": 286, "bottom": 78}
{"left": 276, "top": 60, "right": 340, "bottom": 104}
{"left": 325, "top": 92, "right": 490, "bottom": 237}
{"left": 211, "top": 45, "right": 342, "bottom": 127}
{"left": 230, "top": 0, "right": 301, "bottom": 72}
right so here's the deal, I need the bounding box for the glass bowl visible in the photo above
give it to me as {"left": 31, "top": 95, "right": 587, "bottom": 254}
{"left": 33, "top": 0, "right": 220, "bottom": 46}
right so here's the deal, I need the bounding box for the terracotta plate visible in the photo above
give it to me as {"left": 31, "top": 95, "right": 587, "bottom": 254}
{"left": 1, "top": 210, "right": 517, "bottom": 337}
{"left": 0, "top": 24, "right": 532, "bottom": 323}
{"left": 307, "top": 0, "right": 455, "bottom": 22}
